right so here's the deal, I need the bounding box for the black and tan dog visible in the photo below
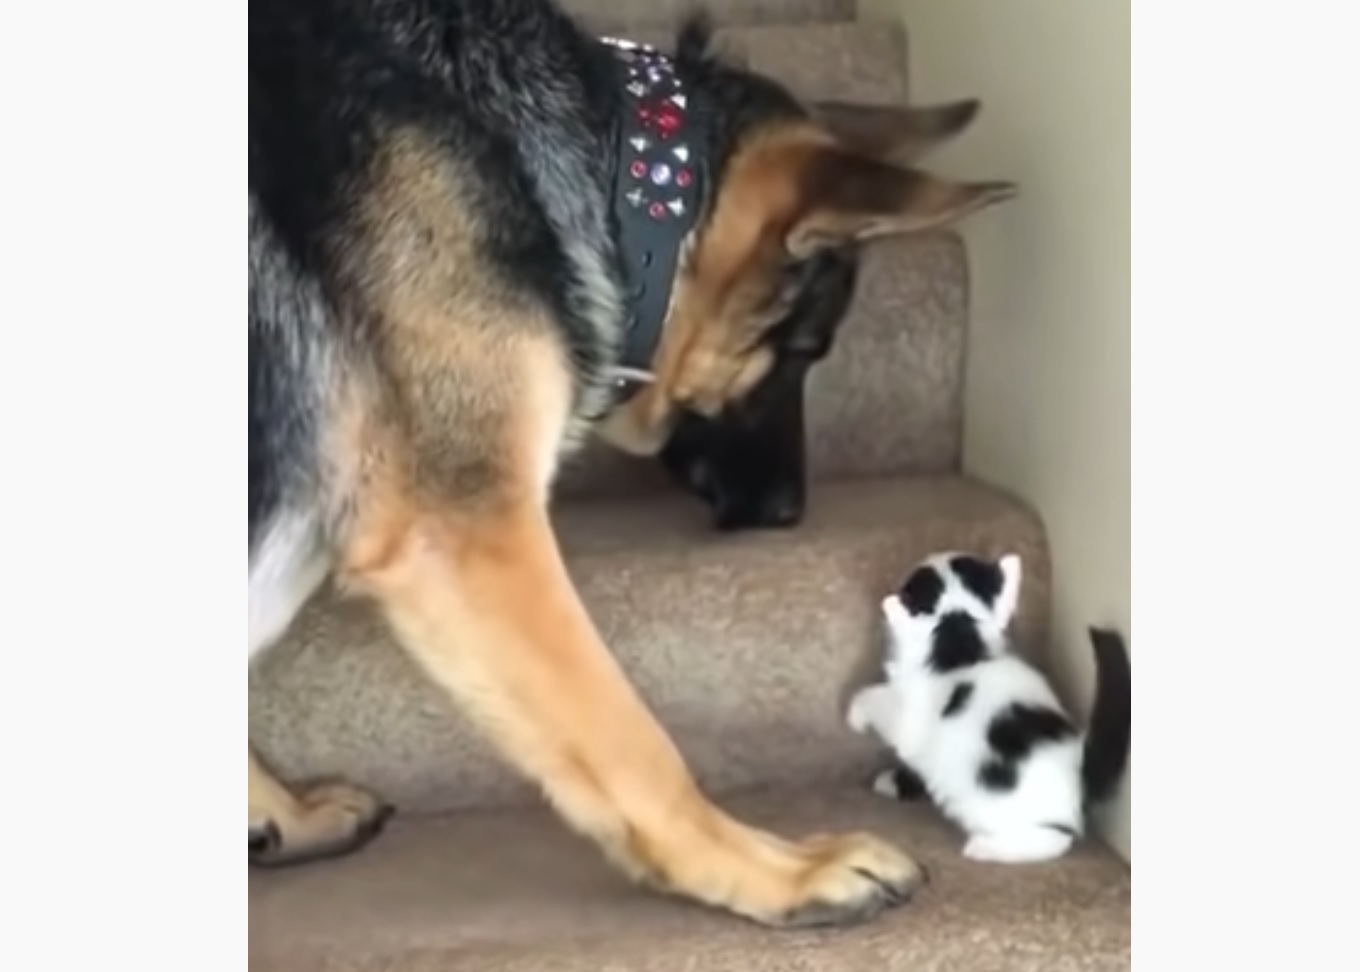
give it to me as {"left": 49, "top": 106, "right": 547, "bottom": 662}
{"left": 250, "top": 0, "right": 1014, "bottom": 928}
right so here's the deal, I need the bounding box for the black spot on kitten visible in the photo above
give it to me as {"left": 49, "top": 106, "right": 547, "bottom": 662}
{"left": 1044, "top": 822, "right": 1079, "bottom": 837}
{"left": 987, "top": 703, "right": 1077, "bottom": 760}
{"left": 978, "top": 760, "right": 1018, "bottom": 792}
{"left": 900, "top": 565, "right": 944, "bottom": 616}
{"left": 977, "top": 704, "right": 1076, "bottom": 794}
{"left": 942, "top": 681, "right": 975, "bottom": 717}
{"left": 885, "top": 764, "right": 929, "bottom": 801}
{"left": 950, "top": 555, "right": 1004, "bottom": 607}
{"left": 927, "top": 611, "right": 988, "bottom": 673}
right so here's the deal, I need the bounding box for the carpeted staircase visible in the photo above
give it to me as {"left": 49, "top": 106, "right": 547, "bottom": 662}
{"left": 248, "top": 2, "right": 1132, "bottom": 968}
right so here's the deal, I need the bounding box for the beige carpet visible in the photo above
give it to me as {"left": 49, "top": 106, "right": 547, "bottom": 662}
{"left": 250, "top": 788, "right": 1131, "bottom": 972}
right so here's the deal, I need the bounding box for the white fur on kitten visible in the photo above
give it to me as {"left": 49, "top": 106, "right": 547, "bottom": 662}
{"left": 846, "top": 552, "right": 1087, "bottom": 864}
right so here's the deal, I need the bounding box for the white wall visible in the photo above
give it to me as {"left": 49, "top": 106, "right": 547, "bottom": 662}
{"left": 862, "top": 0, "right": 1130, "bottom": 860}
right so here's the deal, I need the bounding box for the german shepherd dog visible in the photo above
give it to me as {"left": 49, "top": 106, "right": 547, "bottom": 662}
{"left": 250, "top": 0, "right": 1014, "bottom": 927}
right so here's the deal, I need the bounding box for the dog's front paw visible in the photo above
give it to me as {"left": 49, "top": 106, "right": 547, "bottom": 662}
{"left": 608, "top": 798, "right": 927, "bottom": 930}
{"left": 768, "top": 832, "right": 928, "bottom": 928}
{"left": 249, "top": 780, "right": 393, "bottom": 868}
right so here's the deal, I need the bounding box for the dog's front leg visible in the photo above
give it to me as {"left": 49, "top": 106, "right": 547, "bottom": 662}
{"left": 344, "top": 495, "right": 926, "bottom": 928}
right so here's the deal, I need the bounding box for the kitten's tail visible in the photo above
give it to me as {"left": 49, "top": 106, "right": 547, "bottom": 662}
{"left": 1081, "top": 626, "right": 1131, "bottom": 804}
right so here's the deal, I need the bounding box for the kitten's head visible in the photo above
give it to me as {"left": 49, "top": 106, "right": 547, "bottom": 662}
{"left": 881, "top": 552, "right": 1022, "bottom": 670}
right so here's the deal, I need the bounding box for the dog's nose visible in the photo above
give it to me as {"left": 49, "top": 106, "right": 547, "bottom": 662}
{"left": 712, "top": 487, "right": 803, "bottom": 532}
{"left": 759, "top": 487, "right": 803, "bottom": 527}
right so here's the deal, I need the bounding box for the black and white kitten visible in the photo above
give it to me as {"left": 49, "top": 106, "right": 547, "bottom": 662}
{"left": 846, "top": 551, "right": 1131, "bottom": 863}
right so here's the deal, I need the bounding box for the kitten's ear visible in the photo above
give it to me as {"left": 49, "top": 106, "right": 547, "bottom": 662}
{"left": 995, "top": 554, "right": 1023, "bottom": 629}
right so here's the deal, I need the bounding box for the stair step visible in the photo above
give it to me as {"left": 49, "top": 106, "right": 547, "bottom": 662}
{"left": 249, "top": 476, "right": 1049, "bottom": 814}
{"left": 558, "top": 233, "right": 969, "bottom": 498}
{"left": 563, "top": 0, "right": 855, "bottom": 34}
{"left": 249, "top": 787, "right": 1130, "bottom": 972}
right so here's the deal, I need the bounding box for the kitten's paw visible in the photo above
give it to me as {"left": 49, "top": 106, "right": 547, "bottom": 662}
{"left": 963, "top": 830, "right": 1072, "bottom": 864}
{"left": 846, "top": 687, "right": 880, "bottom": 734}
{"left": 871, "top": 769, "right": 899, "bottom": 798}
{"left": 962, "top": 834, "right": 1004, "bottom": 862}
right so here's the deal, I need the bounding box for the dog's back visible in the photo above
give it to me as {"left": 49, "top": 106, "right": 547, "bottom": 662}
{"left": 249, "top": 0, "right": 627, "bottom": 557}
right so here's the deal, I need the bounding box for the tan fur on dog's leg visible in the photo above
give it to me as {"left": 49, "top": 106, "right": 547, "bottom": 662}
{"left": 347, "top": 499, "right": 926, "bottom": 927}
{"left": 248, "top": 747, "right": 391, "bottom": 867}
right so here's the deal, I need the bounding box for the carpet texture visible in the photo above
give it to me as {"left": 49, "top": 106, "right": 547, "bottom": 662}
{"left": 250, "top": 788, "right": 1131, "bottom": 972}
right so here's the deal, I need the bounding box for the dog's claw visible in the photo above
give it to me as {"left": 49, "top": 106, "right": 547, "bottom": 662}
{"left": 249, "top": 821, "right": 281, "bottom": 856}
{"left": 248, "top": 782, "right": 392, "bottom": 868}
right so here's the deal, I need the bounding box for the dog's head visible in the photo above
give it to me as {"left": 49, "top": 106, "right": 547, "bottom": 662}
{"left": 656, "top": 243, "right": 857, "bottom": 529}
{"left": 882, "top": 552, "right": 1023, "bottom": 669}
{"left": 596, "top": 19, "right": 1016, "bottom": 517}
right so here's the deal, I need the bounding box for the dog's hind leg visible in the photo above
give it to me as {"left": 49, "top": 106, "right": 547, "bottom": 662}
{"left": 248, "top": 514, "right": 392, "bottom": 866}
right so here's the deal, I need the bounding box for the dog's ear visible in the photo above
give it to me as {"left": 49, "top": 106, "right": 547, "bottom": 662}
{"left": 811, "top": 99, "right": 981, "bottom": 161}
{"left": 785, "top": 149, "right": 1015, "bottom": 259}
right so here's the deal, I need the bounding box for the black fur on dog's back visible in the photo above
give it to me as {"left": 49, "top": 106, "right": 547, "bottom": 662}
{"left": 251, "top": 0, "right": 634, "bottom": 552}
